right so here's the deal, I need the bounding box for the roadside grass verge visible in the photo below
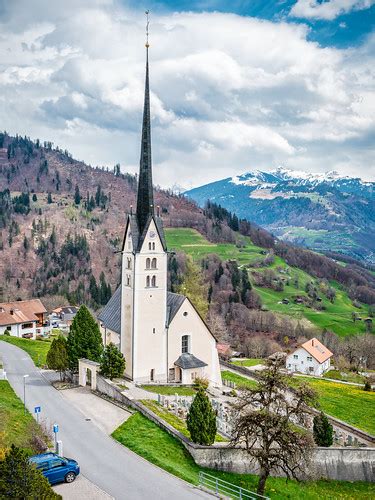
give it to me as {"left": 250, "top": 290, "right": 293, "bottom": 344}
{"left": 0, "top": 380, "right": 44, "bottom": 454}
{"left": 323, "top": 370, "right": 365, "bottom": 385}
{"left": 0, "top": 337, "right": 51, "bottom": 367}
{"left": 221, "top": 370, "right": 258, "bottom": 389}
{"left": 231, "top": 358, "right": 264, "bottom": 367}
{"left": 294, "top": 377, "right": 375, "bottom": 435}
{"left": 140, "top": 385, "right": 196, "bottom": 396}
{"left": 112, "top": 413, "right": 375, "bottom": 499}
{"left": 141, "top": 399, "right": 226, "bottom": 442}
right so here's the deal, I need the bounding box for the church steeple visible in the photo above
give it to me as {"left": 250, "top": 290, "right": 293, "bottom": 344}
{"left": 136, "top": 11, "right": 154, "bottom": 237}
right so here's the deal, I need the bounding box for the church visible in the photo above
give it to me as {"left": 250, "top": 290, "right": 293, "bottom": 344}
{"left": 98, "top": 41, "right": 222, "bottom": 388}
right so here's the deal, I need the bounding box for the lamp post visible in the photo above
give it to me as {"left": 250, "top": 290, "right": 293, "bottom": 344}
{"left": 23, "top": 374, "right": 29, "bottom": 415}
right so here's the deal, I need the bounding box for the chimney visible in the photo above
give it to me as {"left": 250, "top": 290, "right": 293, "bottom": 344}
{"left": 312, "top": 339, "right": 314, "bottom": 346}
{"left": 10, "top": 309, "right": 14, "bottom": 315}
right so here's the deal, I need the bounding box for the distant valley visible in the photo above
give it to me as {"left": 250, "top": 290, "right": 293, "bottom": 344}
{"left": 185, "top": 167, "right": 375, "bottom": 264}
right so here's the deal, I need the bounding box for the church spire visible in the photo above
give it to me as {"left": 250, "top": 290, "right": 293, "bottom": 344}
{"left": 136, "top": 10, "right": 154, "bottom": 236}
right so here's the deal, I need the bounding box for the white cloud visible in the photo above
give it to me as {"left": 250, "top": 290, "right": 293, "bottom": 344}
{"left": 290, "top": 0, "right": 375, "bottom": 21}
{"left": 0, "top": 1, "right": 373, "bottom": 188}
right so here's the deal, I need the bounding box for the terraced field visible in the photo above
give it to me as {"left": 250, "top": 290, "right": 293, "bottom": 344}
{"left": 165, "top": 228, "right": 370, "bottom": 337}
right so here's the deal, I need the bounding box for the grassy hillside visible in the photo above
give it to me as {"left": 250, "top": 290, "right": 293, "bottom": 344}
{"left": 0, "top": 380, "right": 43, "bottom": 454}
{"left": 165, "top": 228, "right": 370, "bottom": 337}
{"left": 0, "top": 337, "right": 51, "bottom": 367}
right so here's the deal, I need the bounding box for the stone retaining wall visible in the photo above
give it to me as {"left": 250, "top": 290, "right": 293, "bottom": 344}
{"left": 96, "top": 375, "right": 375, "bottom": 483}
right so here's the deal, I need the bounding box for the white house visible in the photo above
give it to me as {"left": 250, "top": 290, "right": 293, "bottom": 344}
{"left": 0, "top": 299, "right": 47, "bottom": 339}
{"left": 286, "top": 338, "right": 333, "bottom": 376}
{"left": 98, "top": 45, "right": 222, "bottom": 388}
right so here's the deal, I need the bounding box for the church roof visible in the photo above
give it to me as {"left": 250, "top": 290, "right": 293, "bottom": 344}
{"left": 98, "top": 286, "right": 121, "bottom": 334}
{"left": 98, "top": 289, "right": 183, "bottom": 334}
{"left": 174, "top": 353, "right": 208, "bottom": 370}
{"left": 166, "top": 292, "right": 186, "bottom": 326}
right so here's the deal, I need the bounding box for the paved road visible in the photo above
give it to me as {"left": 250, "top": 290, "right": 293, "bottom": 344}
{"left": 0, "top": 342, "right": 210, "bottom": 500}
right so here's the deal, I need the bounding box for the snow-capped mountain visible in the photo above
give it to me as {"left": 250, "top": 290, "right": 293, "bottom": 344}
{"left": 185, "top": 168, "right": 375, "bottom": 263}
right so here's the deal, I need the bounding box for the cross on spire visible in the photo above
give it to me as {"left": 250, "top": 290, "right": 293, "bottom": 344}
{"left": 136, "top": 10, "right": 154, "bottom": 236}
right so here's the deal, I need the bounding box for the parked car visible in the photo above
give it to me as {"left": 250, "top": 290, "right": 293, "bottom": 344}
{"left": 29, "top": 452, "right": 80, "bottom": 485}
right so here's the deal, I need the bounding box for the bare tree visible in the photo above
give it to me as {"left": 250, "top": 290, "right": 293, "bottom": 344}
{"left": 231, "top": 353, "right": 317, "bottom": 496}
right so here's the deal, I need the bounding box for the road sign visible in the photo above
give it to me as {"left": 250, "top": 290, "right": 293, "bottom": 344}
{"left": 34, "top": 406, "right": 41, "bottom": 414}
{"left": 53, "top": 424, "right": 59, "bottom": 434}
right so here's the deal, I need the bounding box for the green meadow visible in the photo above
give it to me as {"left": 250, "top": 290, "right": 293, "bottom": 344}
{"left": 165, "top": 228, "right": 370, "bottom": 337}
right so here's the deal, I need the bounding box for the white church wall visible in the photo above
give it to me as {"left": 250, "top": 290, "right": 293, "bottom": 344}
{"left": 168, "top": 299, "right": 222, "bottom": 388}
{"left": 132, "top": 219, "right": 168, "bottom": 382}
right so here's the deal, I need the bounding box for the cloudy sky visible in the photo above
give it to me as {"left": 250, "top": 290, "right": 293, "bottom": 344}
{"left": 0, "top": 0, "right": 374, "bottom": 189}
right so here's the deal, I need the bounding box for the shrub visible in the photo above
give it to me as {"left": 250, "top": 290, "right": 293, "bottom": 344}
{"left": 192, "top": 376, "right": 209, "bottom": 390}
{"left": 364, "top": 379, "right": 372, "bottom": 392}
{"left": 100, "top": 343, "right": 125, "bottom": 380}
{"left": 313, "top": 412, "right": 333, "bottom": 447}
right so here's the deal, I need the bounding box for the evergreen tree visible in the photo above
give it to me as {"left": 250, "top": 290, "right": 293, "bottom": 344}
{"left": 32, "top": 193, "right": 37, "bottom": 202}
{"left": 0, "top": 445, "right": 61, "bottom": 499}
{"left": 47, "top": 192, "right": 52, "bottom": 204}
{"left": 313, "top": 412, "right": 333, "bottom": 447}
{"left": 241, "top": 268, "right": 252, "bottom": 303}
{"left": 100, "top": 343, "right": 125, "bottom": 380}
{"left": 89, "top": 275, "right": 99, "bottom": 304}
{"left": 186, "top": 387, "right": 217, "bottom": 445}
{"left": 23, "top": 235, "right": 29, "bottom": 252}
{"left": 47, "top": 336, "right": 68, "bottom": 380}
{"left": 67, "top": 305, "right": 103, "bottom": 370}
{"left": 74, "top": 185, "right": 81, "bottom": 205}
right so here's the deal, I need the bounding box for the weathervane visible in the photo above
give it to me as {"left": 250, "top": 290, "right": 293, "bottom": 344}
{"left": 145, "top": 10, "right": 150, "bottom": 48}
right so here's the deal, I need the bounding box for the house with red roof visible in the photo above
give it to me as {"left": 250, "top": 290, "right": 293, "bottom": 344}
{"left": 286, "top": 338, "right": 333, "bottom": 376}
{"left": 0, "top": 299, "right": 47, "bottom": 339}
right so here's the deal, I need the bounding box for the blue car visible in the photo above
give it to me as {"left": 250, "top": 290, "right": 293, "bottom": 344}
{"left": 29, "top": 452, "right": 80, "bottom": 485}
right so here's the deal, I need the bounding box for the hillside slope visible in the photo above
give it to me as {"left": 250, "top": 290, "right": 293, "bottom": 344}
{"left": 185, "top": 167, "right": 375, "bottom": 264}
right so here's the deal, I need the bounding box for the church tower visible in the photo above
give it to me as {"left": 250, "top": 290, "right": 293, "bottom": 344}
{"left": 120, "top": 21, "right": 168, "bottom": 382}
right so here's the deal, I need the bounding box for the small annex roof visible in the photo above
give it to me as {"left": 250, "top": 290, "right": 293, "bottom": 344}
{"left": 174, "top": 353, "right": 207, "bottom": 370}
{"left": 300, "top": 338, "right": 333, "bottom": 364}
{"left": 166, "top": 292, "right": 186, "bottom": 326}
{"left": 0, "top": 299, "right": 46, "bottom": 326}
{"left": 98, "top": 286, "right": 121, "bottom": 335}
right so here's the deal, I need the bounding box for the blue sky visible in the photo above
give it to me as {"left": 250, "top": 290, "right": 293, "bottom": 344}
{"left": 0, "top": 0, "right": 373, "bottom": 188}
{"left": 125, "top": 0, "right": 375, "bottom": 48}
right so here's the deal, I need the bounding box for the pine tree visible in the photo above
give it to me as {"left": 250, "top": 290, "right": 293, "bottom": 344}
{"left": 0, "top": 445, "right": 61, "bottom": 499}
{"left": 100, "top": 343, "right": 125, "bottom": 380}
{"left": 74, "top": 185, "right": 81, "bottom": 205}
{"left": 313, "top": 412, "right": 333, "bottom": 447}
{"left": 47, "top": 192, "right": 52, "bottom": 204}
{"left": 67, "top": 305, "right": 103, "bottom": 371}
{"left": 187, "top": 387, "right": 217, "bottom": 445}
{"left": 47, "top": 336, "right": 68, "bottom": 380}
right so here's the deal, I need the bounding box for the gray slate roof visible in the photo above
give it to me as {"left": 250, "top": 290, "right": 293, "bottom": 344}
{"left": 98, "top": 289, "right": 185, "bottom": 334}
{"left": 166, "top": 292, "right": 186, "bottom": 326}
{"left": 97, "top": 286, "right": 121, "bottom": 335}
{"left": 174, "top": 353, "right": 207, "bottom": 370}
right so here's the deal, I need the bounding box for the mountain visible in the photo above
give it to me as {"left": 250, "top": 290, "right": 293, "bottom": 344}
{"left": 185, "top": 167, "right": 375, "bottom": 264}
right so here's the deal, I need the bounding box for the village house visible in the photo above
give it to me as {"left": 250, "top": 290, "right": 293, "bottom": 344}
{"left": 52, "top": 306, "right": 78, "bottom": 327}
{"left": 286, "top": 337, "right": 333, "bottom": 376}
{"left": 98, "top": 44, "right": 222, "bottom": 388}
{"left": 0, "top": 299, "right": 47, "bottom": 339}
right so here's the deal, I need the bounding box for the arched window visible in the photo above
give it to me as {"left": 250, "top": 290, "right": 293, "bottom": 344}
{"left": 126, "top": 275, "right": 131, "bottom": 286}
{"left": 151, "top": 258, "right": 157, "bottom": 269}
{"left": 146, "top": 276, "right": 150, "bottom": 287}
{"left": 146, "top": 258, "right": 151, "bottom": 269}
{"left": 127, "top": 257, "right": 131, "bottom": 269}
{"left": 152, "top": 242, "right": 155, "bottom": 250}
{"left": 151, "top": 275, "right": 156, "bottom": 287}
{"left": 149, "top": 242, "right": 152, "bottom": 250}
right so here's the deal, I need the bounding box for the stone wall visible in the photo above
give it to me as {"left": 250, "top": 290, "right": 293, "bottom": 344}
{"left": 96, "top": 375, "right": 375, "bottom": 483}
